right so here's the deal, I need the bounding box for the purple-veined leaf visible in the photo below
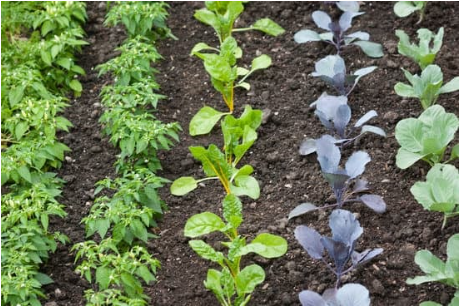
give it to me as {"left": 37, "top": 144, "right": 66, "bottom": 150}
{"left": 329, "top": 209, "right": 363, "bottom": 245}
{"left": 346, "top": 31, "right": 370, "bottom": 42}
{"left": 352, "top": 179, "right": 369, "bottom": 193}
{"left": 323, "top": 172, "right": 350, "bottom": 193}
{"left": 312, "top": 11, "right": 332, "bottom": 31}
{"left": 339, "top": 11, "right": 364, "bottom": 32}
{"left": 315, "top": 93, "right": 348, "bottom": 116}
{"left": 354, "top": 110, "right": 377, "bottom": 127}
{"left": 299, "top": 138, "right": 317, "bottom": 156}
{"left": 351, "top": 248, "right": 384, "bottom": 267}
{"left": 294, "top": 29, "right": 322, "bottom": 43}
{"left": 336, "top": 1, "right": 360, "bottom": 12}
{"left": 334, "top": 104, "right": 352, "bottom": 137}
{"left": 289, "top": 203, "right": 319, "bottom": 220}
{"left": 316, "top": 135, "right": 341, "bottom": 173}
{"left": 345, "top": 151, "right": 370, "bottom": 179}
{"left": 321, "top": 237, "right": 351, "bottom": 273}
{"left": 359, "top": 194, "right": 386, "bottom": 213}
{"left": 299, "top": 290, "right": 327, "bottom": 306}
{"left": 360, "top": 125, "right": 386, "bottom": 137}
{"left": 335, "top": 283, "right": 371, "bottom": 306}
{"left": 295, "top": 225, "right": 324, "bottom": 259}
{"left": 312, "top": 55, "right": 345, "bottom": 79}
{"left": 316, "top": 109, "right": 334, "bottom": 130}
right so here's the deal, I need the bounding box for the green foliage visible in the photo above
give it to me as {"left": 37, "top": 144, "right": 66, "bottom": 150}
{"left": 394, "top": 1, "right": 427, "bottom": 24}
{"left": 171, "top": 106, "right": 261, "bottom": 198}
{"left": 394, "top": 65, "right": 459, "bottom": 109}
{"left": 184, "top": 195, "right": 287, "bottom": 305}
{"left": 410, "top": 164, "right": 459, "bottom": 228}
{"left": 396, "top": 27, "right": 444, "bottom": 69}
{"left": 407, "top": 234, "right": 459, "bottom": 306}
{"left": 190, "top": 37, "right": 271, "bottom": 135}
{"left": 395, "top": 105, "right": 458, "bottom": 169}
{"left": 105, "top": 1, "right": 175, "bottom": 40}
{"left": 194, "top": 1, "right": 284, "bottom": 43}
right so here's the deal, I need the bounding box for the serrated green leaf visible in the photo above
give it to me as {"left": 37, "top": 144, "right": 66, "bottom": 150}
{"left": 96, "top": 266, "right": 111, "bottom": 290}
{"left": 130, "top": 219, "right": 148, "bottom": 242}
{"left": 17, "top": 165, "right": 32, "bottom": 183}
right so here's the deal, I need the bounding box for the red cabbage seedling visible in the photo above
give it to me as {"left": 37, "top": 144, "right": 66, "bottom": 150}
{"left": 325, "top": 1, "right": 360, "bottom": 12}
{"left": 295, "top": 209, "right": 383, "bottom": 289}
{"left": 291, "top": 135, "right": 386, "bottom": 219}
{"left": 294, "top": 10, "right": 383, "bottom": 58}
{"left": 300, "top": 93, "right": 385, "bottom": 156}
{"left": 311, "top": 55, "right": 376, "bottom": 96}
{"left": 300, "top": 283, "right": 370, "bottom": 306}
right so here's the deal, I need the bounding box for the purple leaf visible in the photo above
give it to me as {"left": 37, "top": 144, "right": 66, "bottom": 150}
{"left": 323, "top": 172, "right": 350, "bottom": 193}
{"left": 345, "top": 151, "right": 370, "bottom": 179}
{"left": 289, "top": 203, "right": 318, "bottom": 220}
{"left": 312, "top": 11, "right": 332, "bottom": 31}
{"left": 316, "top": 135, "right": 341, "bottom": 173}
{"left": 329, "top": 209, "right": 363, "bottom": 245}
{"left": 295, "top": 225, "right": 324, "bottom": 259}
{"left": 321, "top": 237, "right": 351, "bottom": 273}
{"left": 299, "top": 139, "right": 317, "bottom": 156}
{"left": 334, "top": 104, "right": 351, "bottom": 137}
{"left": 315, "top": 93, "right": 348, "bottom": 119}
{"left": 339, "top": 11, "right": 364, "bottom": 32}
{"left": 352, "top": 179, "right": 369, "bottom": 193}
{"left": 336, "top": 283, "right": 371, "bottom": 306}
{"left": 354, "top": 110, "right": 377, "bottom": 127}
{"left": 351, "top": 248, "right": 383, "bottom": 267}
{"left": 299, "top": 290, "right": 327, "bottom": 306}
{"left": 315, "top": 109, "right": 334, "bottom": 130}
{"left": 359, "top": 194, "right": 386, "bottom": 213}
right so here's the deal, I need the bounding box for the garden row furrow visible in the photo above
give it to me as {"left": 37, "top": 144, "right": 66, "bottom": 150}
{"left": 70, "top": 2, "right": 181, "bottom": 305}
{"left": 1, "top": 2, "right": 88, "bottom": 305}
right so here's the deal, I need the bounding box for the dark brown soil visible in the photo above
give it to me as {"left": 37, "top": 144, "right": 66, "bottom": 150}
{"left": 42, "top": 2, "right": 459, "bottom": 306}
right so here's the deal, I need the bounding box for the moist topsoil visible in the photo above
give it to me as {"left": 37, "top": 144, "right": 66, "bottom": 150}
{"left": 41, "top": 2, "right": 459, "bottom": 306}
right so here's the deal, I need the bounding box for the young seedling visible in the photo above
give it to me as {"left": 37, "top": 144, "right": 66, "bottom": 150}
{"left": 194, "top": 1, "right": 284, "bottom": 44}
{"left": 299, "top": 93, "right": 385, "bottom": 156}
{"left": 395, "top": 105, "right": 458, "bottom": 169}
{"left": 184, "top": 194, "right": 287, "bottom": 306}
{"left": 311, "top": 55, "right": 377, "bottom": 96}
{"left": 171, "top": 106, "right": 262, "bottom": 199}
{"left": 396, "top": 27, "right": 444, "bottom": 69}
{"left": 290, "top": 136, "right": 386, "bottom": 219}
{"left": 299, "top": 283, "right": 370, "bottom": 306}
{"left": 295, "top": 209, "right": 382, "bottom": 289}
{"left": 394, "top": 65, "right": 459, "bottom": 109}
{"left": 325, "top": 1, "right": 360, "bottom": 12}
{"left": 407, "top": 234, "right": 459, "bottom": 306}
{"left": 294, "top": 10, "right": 383, "bottom": 58}
{"left": 394, "top": 1, "right": 427, "bottom": 24}
{"left": 190, "top": 37, "right": 271, "bottom": 135}
{"left": 410, "top": 163, "right": 459, "bottom": 228}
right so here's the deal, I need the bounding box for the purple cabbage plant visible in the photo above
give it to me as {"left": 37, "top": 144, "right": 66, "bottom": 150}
{"left": 294, "top": 10, "right": 383, "bottom": 58}
{"left": 311, "top": 55, "right": 376, "bottom": 96}
{"left": 300, "top": 93, "right": 386, "bottom": 156}
{"left": 291, "top": 135, "right": 386, "bottom": 219}
{"left": 295, "top": 209, "right": 382, "bottom": 305}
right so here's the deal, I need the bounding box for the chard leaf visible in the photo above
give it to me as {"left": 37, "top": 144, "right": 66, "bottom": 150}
{"left": 222, "top": 194, "right": 243, "bottom": 230}
{"left": 345, "top": 151, "right": 370, "bottom": 179}
{"left": 251, "top": 54, "right": 271, "bottom": 71}
{"left": 235, "top": 264, "right": 265, "bottom": 296}
{"left": 237, "top": 233, "right": 288, "bottom": 258}
{"left": 251, "top": 18, "right": 285, "bottom": 36}
{"left": 189, "top": 240, "right": 225, "bottom": 264}
{"left": 289, "top": 203, "right": 319, "bottom": 219}
{"left": 352, "top": 40, "right": 384, "bottom": 58}
{"left": 170, "top": 177, "right": 198, "bottom": 196}
{"left": 295, "top": 225, "right": 324, "bottom": 259}
{"left": 359, "top": 194, "right": 387, "bottom": 213}
{"left": 189, "top": 106, "right": 228, "bottom": 136}
{"left": 294, "top": 30, "right": 322, "bottom": 43}
{"left": 184, "top": 212, "right": 226, "bottom": 238}
{"left": 230, "top": 174, "right": 260, "bottom": 199}
{"left": 204, "top": 269, "right": 225, "bottom": 304}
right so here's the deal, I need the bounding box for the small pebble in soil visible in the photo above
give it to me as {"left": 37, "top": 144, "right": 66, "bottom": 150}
{"left": 64, "top": 156, "right": 74, "bottom": 163}
{"left": 180, "top": 158, "right": 194, "bottom": 168}
{"left": 266, "top": 151, "right": 279, "bottom": 163}
{"left": 383, "top": 110, "right": 399, "bottom": 123}
{"left": 372, "top": 279, "right": 385, "bottom": 294}
{"left": 262, "top": 108, "right": 272, "bottom": 124}
{"left": 63, "top": 175, "right": 76, "bottom": 183}
{"left": 440, "top": 292, "right": 451, "bottom": 305}
{"left": 90, "top": 145, "right": 102, "bottom": 153}
{"left": 285, "top": 261, "right": 296, "bottom": 272}
{"left": 261, "top": 91, "right": 270, "bottom": 100}
{"left": 281, "top": 292, "right": 292, "bottom": 305}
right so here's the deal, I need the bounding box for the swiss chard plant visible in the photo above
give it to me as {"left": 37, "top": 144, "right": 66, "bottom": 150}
{"left": 311, "top": 55, "right": 377, "bottom": 96}
{"left": 190, "top": 37, "right": 271, "bottom": 135}
{"left": 295, "top": 209, "right": 383, "bottom": 289}
{"left": 396, "top": 27, "right": 444, "bottom": 69}
{"left": 171, "top": 106, "right": 262, "bottom": 199}
{"left": 395, "top": 105, "right": 459, "bottom": 169}
{"left": 299, "top": 93, "right": 386, "bottom": 156}
{"left": 299, "top": 283, "right": 370, "bottom": 306}
{"left": 194, "top": 1, "right": 284, "bottom": 44}
{"left": 294, "top": 10, "right": 383, "bottom": 58}
{"left": 407, "top": 233, "right": 459, "bottom": 306}
{"left": 394, "top": 1, "right": 427, "bottom": 24}
{"left": 184, "top": 194, "right": 287, "bottom": 306}
{"left": 290, "top": 135, "right": 386, "bottom": 219}
{"left": 394, "top": 65, "right": 459, "bottom": 109}
{"left": 410, "top": 163, "right": 459, "bottom": 228}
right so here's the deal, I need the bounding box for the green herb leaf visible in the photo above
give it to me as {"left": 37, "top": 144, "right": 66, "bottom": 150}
{"left": 184, "top": 212, "right": 226, "bottom": 237}
{"left": 189, "top": 106, "right": 228, "bottom": 136}
{"left": 235, "top": 264, "right": 265, "bottom": 296}
{"left": 251, "top": 18, "right": 285, "bottom": 36}
{"left": 237, "top": 233, "right": 288, "bottom": 258}
{"left": 170, "top": 177, "right": 198, "bottom": 196}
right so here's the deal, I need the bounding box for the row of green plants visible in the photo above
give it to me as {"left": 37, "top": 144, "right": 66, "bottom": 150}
{"left": 392, "top": 7, "right": 459, "bottom": 305}
{"left": 291, "top": 2, "right": 387, "bottom": 305}
{"left": 69, "top": 2, "right": 181, "bottom": 305}
{"left": 170, "top": 2, "right": 289, "bottom": 305}
{"left": 1, "top": 1, "right": 88, "bottom": 305}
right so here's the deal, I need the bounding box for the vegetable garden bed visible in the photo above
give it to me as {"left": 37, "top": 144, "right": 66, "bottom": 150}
{"left": 3, "top": 1, "right": 459, "bottom": 306}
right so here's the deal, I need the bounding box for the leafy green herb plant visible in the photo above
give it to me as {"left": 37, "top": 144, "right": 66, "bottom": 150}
{"left": 190, "top": 37, "right": 271, "bottom": 135}
{"left": 407, "top": 234, "right": 459, "bottom": 306}
{"left": 395, "top": 105, "right": 458, "bottom": 169}
{"left": 394, "top": 1, "right": 427, "bottom": 24}
{"left": 395, "top": 65, "right": 459, "bottom": 109}
{"left": 410, "top": 163, "right": 459, "bottom": 228}
{"left": 194, "top": 1, "right": 284, "bottom": 44}
{"left": 396, "top": 27, "right": 444, "bottom": 69}
{"left": 184, "top": 194, "right": 287, "bottom": 306}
